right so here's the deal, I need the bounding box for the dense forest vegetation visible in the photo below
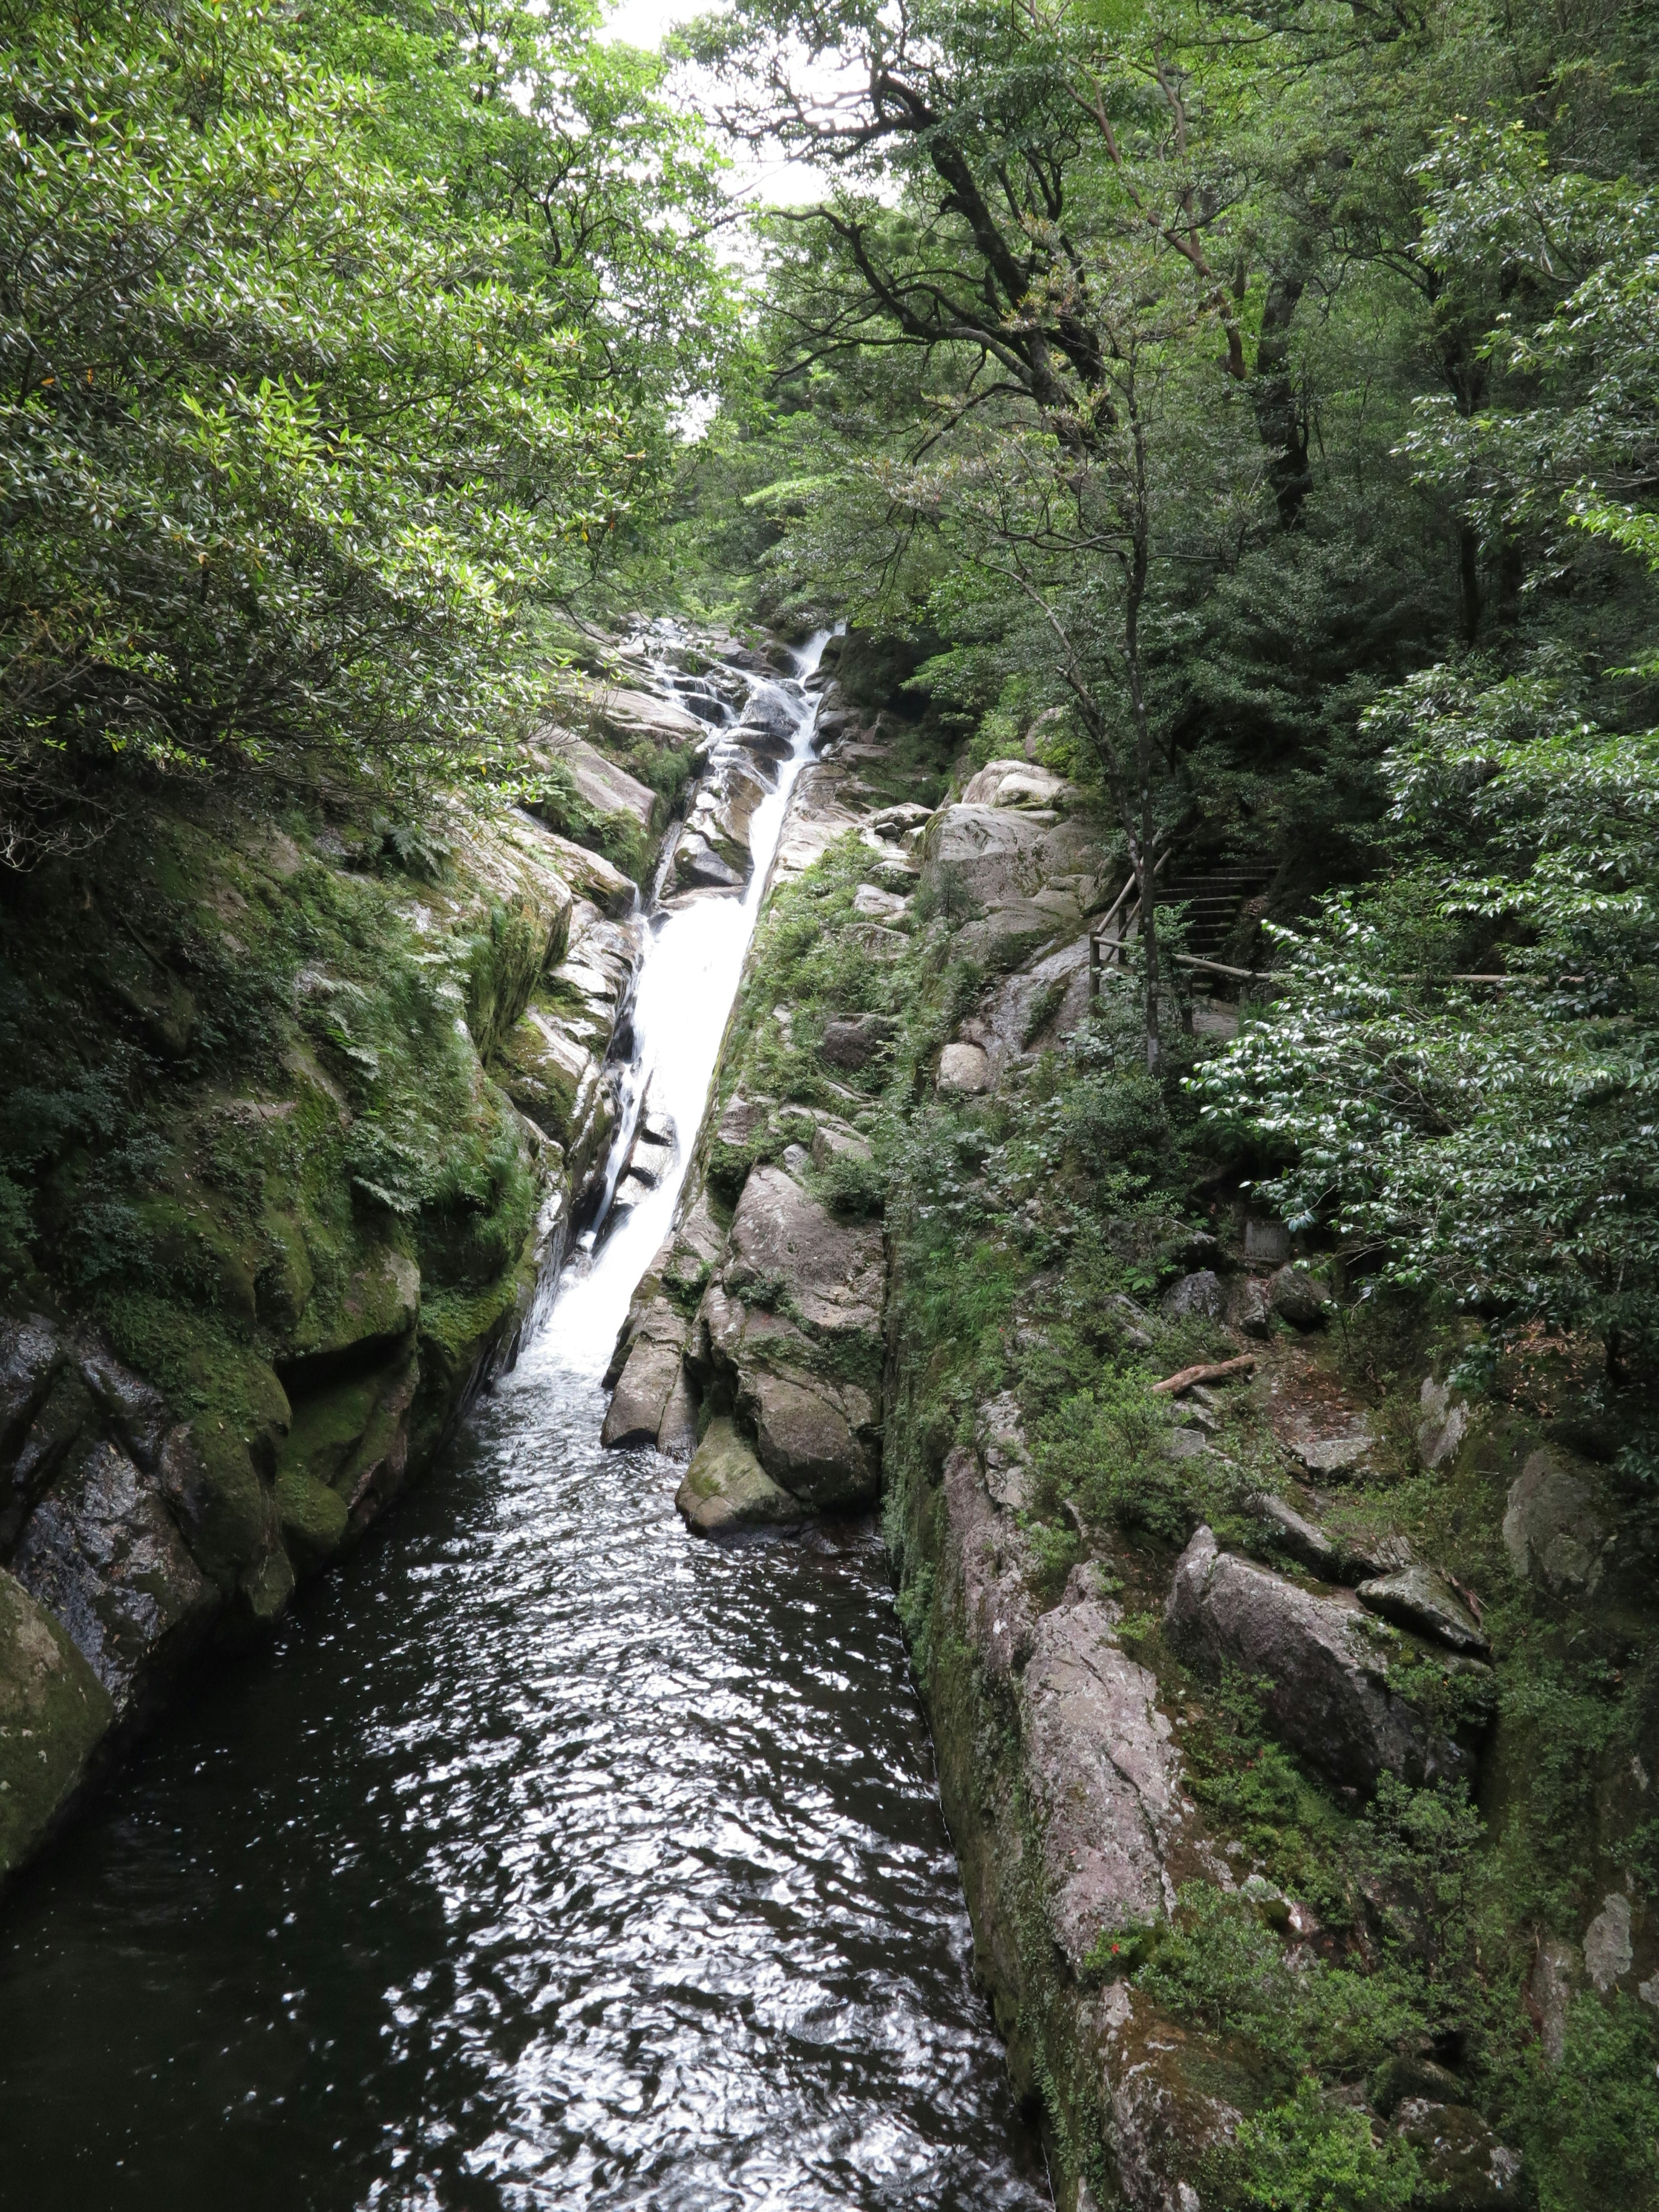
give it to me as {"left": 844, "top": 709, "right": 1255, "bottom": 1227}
{"left": 3, "top": 1, "right": 1659, "bottom": 2207}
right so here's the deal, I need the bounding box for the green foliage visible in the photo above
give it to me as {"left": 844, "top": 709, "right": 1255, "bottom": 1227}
{"left": 0, "top": 0, "right": 733, "bottom": 861}
{"left": 1224, "top": 2079, "right": 1419, "bottom": 2212}
{"left": 1523, "top": 1995, "right": 1659, "bottom": 2212}
{"left": 1195, "top": 658, "right": 1659, "bottom": 1353}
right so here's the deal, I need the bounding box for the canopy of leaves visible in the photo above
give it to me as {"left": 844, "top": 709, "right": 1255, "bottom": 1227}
{"left": 0, "top": 0, "right": 735, "bottom": 862}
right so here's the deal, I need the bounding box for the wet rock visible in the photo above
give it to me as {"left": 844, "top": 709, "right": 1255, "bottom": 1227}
{"left": 1225, "top": 1275, "right": 1274, "bottom": 1338}
{"left": 1503, "top": 1448, "right": 1609, "bottom": 1594}
{"left": 1418, "top": 1377, "right": 1470, "bottom": 1470}
{"left": 0, "top": 1316, "right": 65, "bottom": 1460}
{"left": 1163, "top": 1269, "right": 1223, "bottom": 1321}
{"left": 1267, "top": 1264, "right": 1332, "bottom": 1328}
{"left": 69, "top": 1332, "right": 172, "bottom": 1474}
{"left": 1, "top": 1359, "right": 97, "bottom": 1552}
{"left": 1022, "top": 1587, "right": 1200, "bottom": 1969}
{"left": 676, "top": 1417, "right": 805, "bottom": 1535}
{"left": 1166, "top": 1526, "right": 1479, "bottom": 1795}
{"left": 1357, "top": 1565, "right": 1489, "bottom": 1656}
{"left": 1391, "top": 2101, "right": 1522, "bottom": 2208}
{"left": 11, "top": 1439, "right": 217, "bottom": 1714}
{"left": 673, "top": 832, "right": 744, "bottom": 891}
{"left": 937, "top": 1041, "right": 992, "bottom": 1095}
{"left": 656, "top": 1368, "right": 699, "bottom": 1461}
{"left": 0, "top": 1565, "right": 113, "bottom": 1885}
{"left": 602, "top": 1303, "right": 691, "bottom": 1450}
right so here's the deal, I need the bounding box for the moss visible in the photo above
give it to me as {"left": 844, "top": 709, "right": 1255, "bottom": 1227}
{"left": 0, "top": 1566, "right": 113, "bottom": 1884}
{"left": 277, "top": 1375, "right": 383, "bottom": 1491}
{"left": 275, "top": 1469, "right": 350, "bottom": 1569}
{"left": 98, "top": 1293, "right": 290, "bottom": 1456}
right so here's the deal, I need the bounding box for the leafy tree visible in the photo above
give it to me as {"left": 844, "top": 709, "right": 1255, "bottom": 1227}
{"left": 0, "top": 0, "right": 734, "bottom": 863}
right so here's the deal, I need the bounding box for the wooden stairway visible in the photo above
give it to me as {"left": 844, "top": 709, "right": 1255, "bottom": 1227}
{"left": 1160, "top": 858, "right": 1276, "bottom": 963}
{"left": 1090, "top": 851, "right": 1276, "bottom": 993}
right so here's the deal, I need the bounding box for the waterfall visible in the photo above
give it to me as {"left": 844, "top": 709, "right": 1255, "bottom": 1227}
{"left": 540, "top": 628, "right": 833, "bottom": 1376}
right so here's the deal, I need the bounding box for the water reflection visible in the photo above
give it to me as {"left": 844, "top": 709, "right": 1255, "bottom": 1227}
{"left": 0, "top": 1358, "right": 1049, "bottom": 2210}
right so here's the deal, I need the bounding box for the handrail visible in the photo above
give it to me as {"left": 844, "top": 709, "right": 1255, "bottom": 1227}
{"left": 1090, "top": 842, "right": 1179, "bottom": 973}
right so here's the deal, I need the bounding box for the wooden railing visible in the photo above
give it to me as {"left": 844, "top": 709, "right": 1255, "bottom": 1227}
{"left": 1088, "top": 843, "right": 1178, "bottom": 998}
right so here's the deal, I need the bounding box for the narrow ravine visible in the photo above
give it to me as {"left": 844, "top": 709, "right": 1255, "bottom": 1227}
{"left": 0, "top": 636, "right": 1049, "bottom": 2212}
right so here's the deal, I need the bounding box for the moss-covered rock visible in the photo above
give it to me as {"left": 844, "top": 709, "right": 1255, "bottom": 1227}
{"left": 676, "top": 1417, "right": 805, "bottom": 1535}
{"left": 0, "top": 1564, "right": 113, "bottom": 1880}
{"left": 274, "top": 1468, "right": 350, "bottom": 1567}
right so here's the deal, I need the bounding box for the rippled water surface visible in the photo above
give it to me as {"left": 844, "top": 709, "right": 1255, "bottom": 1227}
{"left": 0, "top": 1356, "right": 1049, "bottom": 2209}
{"left": 0, "top": 625, "right": 1048, "bottom": 2210}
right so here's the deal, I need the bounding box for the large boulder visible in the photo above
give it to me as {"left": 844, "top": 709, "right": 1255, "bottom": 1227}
{"left": 1166, "top": 1527, "right": 1484, "bottom": 1794}
{"left": 1357, "top": 1565, "right": 1488, "bottom": 1656}
{"left": 1391, "top": 2100, "right": 1522, "bottom": 2209}
{"left": 11, "top": 1437, "right": 218, "bottom": 1715}
{"left": 537, "top": 732, "right": 659, "bottom": 833}
{"left": 937, "top": 1041, "right": 991, "bottom": 1095}
{"left": 1090, "top": 1981, "right": 1255, "bottom": 2212}
{"left": 0, "top": 1566, "right": 112, "bottom": 1884}
{"left": 922, "top": 803, "right": 1101, "bottom": 967}
{"left": 692, "top": 1286, "right": 879, "bottom": 1507}
{"left": 601, "top": 1302, "right": 691, "bottom": 1449}
{"left": 1022, "top": 1577, "right": 1208, "bottom": 1970}
{"left": 1502, "top": 1447, "right": 1610, "bottom": 1595}
{"left": 676, "top": 1417, "right": 804, "bottom": 1536}
{"left": 723, "top": 1164, "right": 885, "bottom": 1338}
{"left": 959, "top": 759, "right": 1074, "bottom": 809}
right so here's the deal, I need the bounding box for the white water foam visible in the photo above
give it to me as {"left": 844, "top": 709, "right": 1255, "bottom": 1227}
{"left": 533, "top": 628, "right": 832, "bottom": 1376}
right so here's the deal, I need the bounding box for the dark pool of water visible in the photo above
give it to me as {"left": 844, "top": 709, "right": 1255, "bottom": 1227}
{"left": 0, "top": 1349, "right": 1049, "bottom": 2211}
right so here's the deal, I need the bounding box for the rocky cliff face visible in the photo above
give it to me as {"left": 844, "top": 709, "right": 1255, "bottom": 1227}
{"left": 0, "top": 639, "right": 734, "bottom": 1885}
{"left": 607, "top": 639, "right": 1657, "bottom": 2208}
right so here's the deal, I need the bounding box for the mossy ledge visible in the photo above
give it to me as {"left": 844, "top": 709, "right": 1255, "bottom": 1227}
{"left": 0, "top": 782, "right": 645, "bottom": 1886}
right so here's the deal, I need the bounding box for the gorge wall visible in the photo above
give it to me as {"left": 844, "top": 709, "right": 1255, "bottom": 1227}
{"left": 0, "top": 634, "right": 778, "bottom": 1885}
{"left": 603, "top": 639, "right": 1659, "bottom": 2212}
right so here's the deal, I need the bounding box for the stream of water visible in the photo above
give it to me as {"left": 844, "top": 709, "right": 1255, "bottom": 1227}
{"left": 0, "top": 636, "right": 1049, "bottom": 2212}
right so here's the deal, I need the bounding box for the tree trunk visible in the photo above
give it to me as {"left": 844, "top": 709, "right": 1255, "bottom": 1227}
{"left": 1253, "top": 274, "right": 1312, "bottom": 530}
{"left": 1125, "top": 416, "right": 1159, "bottom": 1075}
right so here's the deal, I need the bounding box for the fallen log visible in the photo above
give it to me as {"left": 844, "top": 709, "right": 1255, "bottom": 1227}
{"left": 1150, "top": 1353, "right": 1256, "bottom": 1397}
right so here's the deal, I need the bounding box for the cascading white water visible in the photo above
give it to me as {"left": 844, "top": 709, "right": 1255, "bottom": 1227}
{"left": 0, "top": 621, "right": 1050, "bottom": 2211}
{"left": 542, "top": 628, "right": 833, "bottom": 1376}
